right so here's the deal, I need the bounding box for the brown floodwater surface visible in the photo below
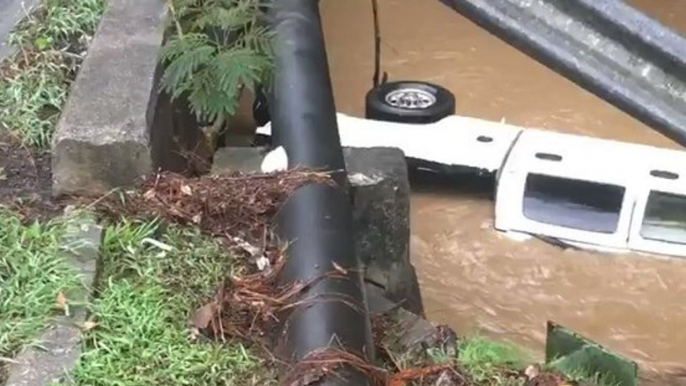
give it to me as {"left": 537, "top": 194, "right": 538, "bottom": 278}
{"left": 320, "top": 0, "right": 686, "bottom": 383}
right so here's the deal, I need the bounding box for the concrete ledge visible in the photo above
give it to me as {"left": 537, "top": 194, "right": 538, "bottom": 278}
{"left": 213, "top": 146, "right": 424, "bottom": 315}
{"left": 5, "top": 212, "right": 103, "bottom": 386}
{"left": 51, "top": 0, "right": 167, "bottom": 196}
{"left": 344, "top": 147, "right": 424, "bottom": 316}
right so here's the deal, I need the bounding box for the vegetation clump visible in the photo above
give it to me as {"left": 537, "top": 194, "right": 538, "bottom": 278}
{"left": 160, "top": 0, "right": 273, "bottom": 131}
{"left": 0, "top": 0, "right": 106, "bottom": 147}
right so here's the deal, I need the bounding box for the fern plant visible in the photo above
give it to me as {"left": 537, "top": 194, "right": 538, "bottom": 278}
{"left": 160, "top": 0, "right": 273, "bottom": 127}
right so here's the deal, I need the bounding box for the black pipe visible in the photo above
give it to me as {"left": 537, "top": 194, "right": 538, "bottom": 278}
{"left": 266, "top": 0, "right": 374, "bottom": 385}
{"left": 438, "top": 0, "right": 686, "bottom": 147}
{"left": 268, "top": 0, "right": 345, "bottom": 172}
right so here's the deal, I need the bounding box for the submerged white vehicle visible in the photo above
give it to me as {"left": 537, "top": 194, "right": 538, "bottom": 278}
{"left": 257, "top": 112, "right": 686, "bottom": 259}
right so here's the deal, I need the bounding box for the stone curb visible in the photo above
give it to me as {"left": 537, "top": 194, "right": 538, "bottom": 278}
{"left": 5, "top": 211, "right": 103, "bottom": 386}
{"left": 51, "top": 0, "right": 167, "bottom": 196}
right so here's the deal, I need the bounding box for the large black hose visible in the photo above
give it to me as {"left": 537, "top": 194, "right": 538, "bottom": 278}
{"left": 268, "top": 0, "right": 345, "bottom": 172}
{"left": 266, "top": 0, "right": 374, "bottom": 385}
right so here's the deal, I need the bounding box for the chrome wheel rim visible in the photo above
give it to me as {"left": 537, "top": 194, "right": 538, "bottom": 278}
{"left": 384, "top": 88, "right": 436, "bottom": 109}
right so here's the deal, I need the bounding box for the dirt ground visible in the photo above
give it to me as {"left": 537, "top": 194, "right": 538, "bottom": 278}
{"left": 0, "top": 128, "right": 59, "bottom": 218}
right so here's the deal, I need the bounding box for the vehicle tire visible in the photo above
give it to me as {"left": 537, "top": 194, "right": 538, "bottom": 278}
{"left": 365, "top": 81, "right": 455, "bottom": 124}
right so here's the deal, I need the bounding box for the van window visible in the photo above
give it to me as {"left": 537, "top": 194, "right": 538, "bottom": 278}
{"left": 523, "top": 173, "right": 625, "bottom": 234}
{"left": 640, "top": 191, "right": 686, "bottom": 244}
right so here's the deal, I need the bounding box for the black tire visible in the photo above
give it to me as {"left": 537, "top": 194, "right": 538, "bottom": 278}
{"left": 365, "top": 81, "right": 455, "bottom": 124}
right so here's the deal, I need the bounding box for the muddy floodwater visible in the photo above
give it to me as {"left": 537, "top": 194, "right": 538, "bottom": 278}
{"left": 321, "top": 0, "right": 686, "bottom": 383}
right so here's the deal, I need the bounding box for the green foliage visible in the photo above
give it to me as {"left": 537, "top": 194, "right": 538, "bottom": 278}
{"left": 8, "top": 0, "right": 106, "bottom": 50}
{"left": 458, "top": 336, "right": 529, "bottom": 385}
{"left": 160, "top": 0, "right": 274, "bottom": 124}
{"left": 0, "top": 0, "right": 106, "bottom": 147}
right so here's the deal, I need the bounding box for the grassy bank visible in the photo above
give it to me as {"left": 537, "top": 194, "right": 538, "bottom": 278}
{"left": 456, "top": 336, "right": 528, "bottom": 385}
{"left": 377, "top": 308, "right": 623, "bottom": 386}
{"left": 0, "top": 211, "right": 79, "bottom": 383}
{"left": 459, "top": 337, "right": 625, "bottom": 386}
{"left": 0, "top": 0, "right": 106, "bottom": 147}
{"left": 0, "top": 212, "right": 272, "bottom": 385}
{"left": 0, "top": 166, "right": 626, "bottom": 385}
{"left": 70, "top": 221, "right": 273, "bottom": 386}
{"left": 0, "top": 216, "right": 624, "bottom": 385}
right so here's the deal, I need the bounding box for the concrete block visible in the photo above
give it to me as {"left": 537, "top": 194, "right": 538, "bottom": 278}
{"left": 51, "top": 0, "right": 167, "bottom": 196}
{"left": 345, "top": 147, "right": 423, "bottom": 316}
{"left": 213, "top": 146, "right": 424, "bottom": 315}
{"left": 5, "top": 213, "right": 103, "bottom": 386}
{"left": 62, "top": 210, "right": 102, "bottom": 296}
{"left": 5, "top": 323, "right": 83, "bottom": 386}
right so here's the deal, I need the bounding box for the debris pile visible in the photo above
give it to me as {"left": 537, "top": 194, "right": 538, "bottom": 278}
{"left": 189, "top": 251, "right": 287, "bottom": 345}
{"left": 86, "top": 170, "right": 584, "bottom": 386}
{"left": 282, "top": 348, "right": 387, "bottom": 386}
{"left": 369, "top": 314, "right": 581, "bottom": 386}
{"left": 91, "top": 169, "right": 337, "bottom": 340}
{"left": 92, "top": 169, "right": 334, "bottom": 240}
{"left": 372, "top": 315, "right": 468, "bottom": 386}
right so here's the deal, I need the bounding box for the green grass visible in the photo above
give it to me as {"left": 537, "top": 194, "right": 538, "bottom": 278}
{"left": 452, "top": 336, "right": 622, "bottom": 386}
{"left": 547, "top": 356, "right": 623, "bottom": 386}
{"left": 457, "top": 336, "right": 529, "bottom": 385}
{"left": 0, "top": 0, "right": 106, "bottom": 147}
{"left": 561, "top": 369, "right": 622, "bottom": 386}
{"left": 0, "top": 210, "right": 79, "bottom": 379}
{"left": 70, "top": 220, "right": 273, "bottom": 386}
